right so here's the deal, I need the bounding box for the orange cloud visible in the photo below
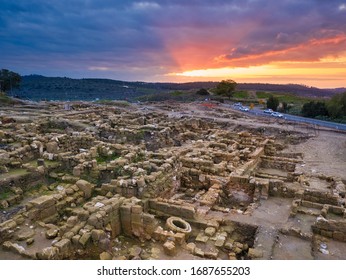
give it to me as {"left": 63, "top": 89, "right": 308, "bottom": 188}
{"left": 164, "top": 32, "right": 346, "bottom": 88}
{"left": 215, "top": 34, "right": 346, "bottom": 67}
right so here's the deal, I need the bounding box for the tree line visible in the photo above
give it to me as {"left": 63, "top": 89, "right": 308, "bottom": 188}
{"left": 0, "top": 69, "right": 21, "bottom": 92}
{"left": 301, "top": 93, "right": 346, "bottom": 121}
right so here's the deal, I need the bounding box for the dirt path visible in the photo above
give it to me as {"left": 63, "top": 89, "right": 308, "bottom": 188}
{"left": 284, "top": 131, "right": 346, "bottom": 180}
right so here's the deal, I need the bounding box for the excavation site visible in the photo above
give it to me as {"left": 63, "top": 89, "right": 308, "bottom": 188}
{"left": 0, "top": 101, "right": 345, "bottom": 260}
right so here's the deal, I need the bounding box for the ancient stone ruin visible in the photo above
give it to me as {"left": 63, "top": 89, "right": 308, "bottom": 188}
{"left": 0, "top": 101, "right": 345, "bottom": 260}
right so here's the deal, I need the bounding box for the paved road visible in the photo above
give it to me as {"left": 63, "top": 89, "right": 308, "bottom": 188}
{"left": 224, "top": 104, "right": 346, "bottom": 131}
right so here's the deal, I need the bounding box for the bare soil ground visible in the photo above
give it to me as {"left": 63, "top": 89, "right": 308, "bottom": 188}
{"left": 284, "top": 131, "right": 346, "bottom": 181}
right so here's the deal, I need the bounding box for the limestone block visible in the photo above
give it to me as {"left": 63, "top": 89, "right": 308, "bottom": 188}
{"left": 320, "top": 230, "right": 333, "bottom": 238}
{"left": 0, "top": 219, "right": 17, "bottom": 230}
{"left": 26, "top": 238, "right": 34, "bottom": 246}
{"left": 142, "top": 213, "right": 155, "bottom": 225}
{"left": 46, "top": 141, "right": 58, "bottom": 153}
{"left": 174, "top": 232, "right": 186, "bottom": 244}
{"left": 15, "top": 227, "right": 35, "bottom": 241}
{"left": 129, "top": 245, "right": 142, "bottom": 258}
{"left": 194, "top": 247, "right": 204, "bottom": 257}
{"left": 186, "top": 242, "right": 196, "bottom": 253}
{"left": 46, "top": 228, "right": 59, "bottom": 239}
{"left": 131, "top": 213, "right": 142, "bottom": 224}
{"left": 120, "top": 204, "right": 132, "bottom": 235}
{"left": 70, "top": 222, "right": 86, "bottom": 235}
{"left": 261, "top": 184, "right": 269, "bottom": 200}
{"left": 27, "top": 209, "right": 40, "bottom": 220}
{"left": 205, "top": 227, "right": 216, "bottom": 237}
{"left": 37, "top": 246, "right": 60, "bottom": 260}
{"left": 137, "top": 177, "right": 146, "bottom": 188}
{"left": 87, "top": 213, "right": 98, "bottom": 226}
{"left": 79, "top": 232, "right": 92, "bottom": 247}
{"left": 71, "top": 234, "right": 81, "bottom": 245}
{"left": 66, "top": 216, "right": 78, "bottom": 228}
{"left": 73, "top": 166, "right": 81, "bottom": 177}
{"left": 131, "top": 221, "right": 144, "bottom": 237}
{"left": 91, "top": 229, "right": 107, "bottom": 243}
{"left": 13, "top": 215, "right": 25, "bottom": 225}
{"left": 248, "top": 248, "right": 263, "bottom": 259}
{"left": 228, "top": 252, "right": 237, "bottom": 260}
{"left": 100, "top": 252, "right": 113, "bottom": 260}
{"left": 178, "top": 205, "right": 196, "bottom": 219}
{"left": 333, "top": 231, "right": 344, "bottom": 241}
{"left": 163, "top": 240, "right": 176, "bottom": 256}
{"left": 30, "top": 195, "right": 56, "bottom": 210}
{"left": 56, "top": 200, "right": 67, "bottom": 213}
{"left": 131, "top": 205, "right": 143, "bottom": 214}
{"left": 2, "top": 241, "right": 25, "bottom": 255}
{"left": 39, "top": 205, "right": 57, "bottom": 219}
{"left": 0, "top": 200, "right": 9, "bottom": 209}
{"left": 7, "top": 194, "right": 22, "bottom": 206}
{"left": 196, "top": 232, "right": 209, "bottom": 243}
{"left": 204, "top": 248, "right": 219, "bottom": 259}
{"left": 76, "top": 179, "right": 94, "bottom": 199}
{"left": 109, "top": 215, "right": 121, "bottom": 238}
{"left": 54, "top": 238, "right": 71, "bottom": 257}
{"left": 65, "top": 187, "right": 75, "bottom": 195}
{"left": 214, "top": 235, "right": 226, "bottom": 247}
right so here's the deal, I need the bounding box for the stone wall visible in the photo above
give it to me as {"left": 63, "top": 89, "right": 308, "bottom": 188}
{"left": 312, "top": 217, "right": 346, "bottom": 242}
{"left": 0, "top": 193, "right": 160, "bottom": 259}
{"left": 120, "top": 199, "right": 158, "bottom": 240}
{"left": 268, "top": 180, "right": 297, "bottom": 198}
{"left": 149, "top": 198, "right": 196, "bottom": 220}
{"left": 260, "top": 157, "right": 296, "bottom": 172}
{"left": 0, "top": 171, "right": 42, "bottom": 193}
{"left": 303, "top": 189, "right": 342, "bottom": 206}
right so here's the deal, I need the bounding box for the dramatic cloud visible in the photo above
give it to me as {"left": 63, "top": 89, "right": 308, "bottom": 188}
{"left": 1, "top": 0, "right": 345, "bottom": 86}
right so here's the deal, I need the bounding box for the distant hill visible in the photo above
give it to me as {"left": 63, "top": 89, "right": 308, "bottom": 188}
{"left": 236, "top": 83, "right": 340, "bottom": 98}
{"left": 9, "top": 75, "right": 342, "bottom": 101}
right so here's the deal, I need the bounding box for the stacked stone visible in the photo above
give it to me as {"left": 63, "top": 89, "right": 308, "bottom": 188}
{"left": 249, "top": 178, "right": 269, "bottom": 200}
{"left": 312, "top": 217, "right": 346, "bottom": 242}
{"left": 0, "top": 186, "right": 24, "bottom": 209}
{"left": 180, "top": 167, "right": 211, "bottom": 190}
{"left": 268, "top": 179, "right": 296, "bottom": 198}
{"left": 26, "top": 195, "right": 57, "bottom": 221}
{"left": 199, "top": 183, "right": 222, "bottom": 207}
{"left": 149, "top": 198, "right": 196, "bottom": 220}
{"left": 23, "top": 180, "right": 94, "bottom": 223}
{"left": 58, "top": 134, "right": 95, "bottom": 152}
{"left": 120, "top": 199, "right": 158, "bottom": 240}
{"left": 35, "top": 195, "right": 125, "bottom": 259}
{"left": 54, "top": 184, "right": 85, "bottom": 214}
{"left": 260, "top": 155, "right": 298, "bottom": 172}
{"left": 7, "top": 145, "right": 35, "bottom": 163}
{"left": 303, "top": 189, "right": 341, "bottom": 206}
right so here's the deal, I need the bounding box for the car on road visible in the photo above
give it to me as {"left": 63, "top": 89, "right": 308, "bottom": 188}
{"left": 271, "top": 112, "right": 283, "bottom": 118}
{"left": 239, "top": 106, "right": 249, "bottom": 112}
{"left": 233, "top": 102, "right": 242, "bottom": 107}
{"left": 263, "top": 109, "right": 273, "bottom": 114}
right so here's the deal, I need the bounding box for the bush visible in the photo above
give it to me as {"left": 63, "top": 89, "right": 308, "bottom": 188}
{"left": 301, "top": 101, "right": 328, "bottom": 118}
{"left": 327, "top": 92, "right": 346, "bottom": 118}
{"left": 195, "top": 88, "right": 210, "bottom": 95}
{"left": 266, "top": 95, "right": 279, "bottom": 111}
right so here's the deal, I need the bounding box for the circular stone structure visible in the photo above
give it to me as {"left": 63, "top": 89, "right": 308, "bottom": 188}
{"left": 166, "top": 216, "right": 192, "bottom": 234}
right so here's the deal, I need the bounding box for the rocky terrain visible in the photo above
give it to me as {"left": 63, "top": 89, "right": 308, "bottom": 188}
{"left": 0, "top": 100, "right": 345, "bottom": 260}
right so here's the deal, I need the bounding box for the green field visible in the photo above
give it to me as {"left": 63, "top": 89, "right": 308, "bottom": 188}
{"left": 233, "top": 91, "right": 250, "bottom": 99}
{"left": 256, "top": 91, "right": 316, "bottom": 103}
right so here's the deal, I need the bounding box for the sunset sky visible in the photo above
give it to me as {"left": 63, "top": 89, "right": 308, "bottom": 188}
{"left": 1, "top": 0, "right": 346, "bottom": 88}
